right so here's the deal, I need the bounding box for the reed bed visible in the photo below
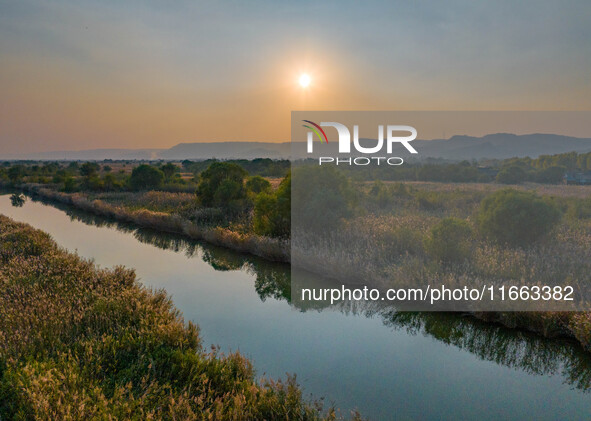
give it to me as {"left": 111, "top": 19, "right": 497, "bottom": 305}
{"left": 0, "top": 215, "right": 341, "bottom": 420}
{"left": 11, "top": 182, "right": 591, "bottom": 350}
{"left": 20, "top": 185, "right": 290, "bottom": 262}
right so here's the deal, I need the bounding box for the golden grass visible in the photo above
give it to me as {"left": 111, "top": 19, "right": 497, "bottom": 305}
{"left": 0, "top": 215, "right": 341, "bottom": 420}
{"left": 21, "top": 185, "right": 290, "bottom": 263}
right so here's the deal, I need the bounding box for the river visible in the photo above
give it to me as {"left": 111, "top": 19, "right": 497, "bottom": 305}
{"left": 1, "top": 193, "right": 591, "bottom": 420}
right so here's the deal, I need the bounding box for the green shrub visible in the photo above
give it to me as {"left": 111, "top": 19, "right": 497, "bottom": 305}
{"left": 7, "top": 165, "right": 24, "bottom": 183}
{"left": 568, "top": 198, "right": 591, "bottom": 219}
{"left": 130, "top": 164, "right": 164, "bottom": 191}
{"left": 534, "top": 166, "right": 566, "bottom": 184}
{"left": 369, "top": 180, "right": 392, "bottom": 207}
{"left": 424, "top": 217, "right": 472, "bottom": 263}
{"left": 62, "top": 177, "right": 77, "bottom": 193}
{"left": 246, "top": 175, "right": 271, "bottom": 194}
{"left": 254, "top": 173, "right": 290, "bottom": 238}
{"left": 80, "top": 162, "right": 100, "bottom": 177}
{"left": 414, "top": 190, "right": 444, "bottom": 211}
{"left": 496, "top": 166, "right": 527, "bottom": 184}
{"left": 160, "top": 162, "right": 179, "bottom": 180}
{"left": 291, "top": 166, "right": 355, "bottom": 233}
{"left": 476, "top": 189, "right": 561, "bottom": 247}
{"left": 196, "top": 162, "right": 248, "bottom": 209}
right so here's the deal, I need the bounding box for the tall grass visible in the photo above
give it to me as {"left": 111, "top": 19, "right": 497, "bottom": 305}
{"left": 0, "top": 215, "right": 346, "bottom": 420}
{"left": 11, "top": 180, "right": 591, "bottom": 350}
{"left": 20, "top": 185, "right": 290, "bottom": 262}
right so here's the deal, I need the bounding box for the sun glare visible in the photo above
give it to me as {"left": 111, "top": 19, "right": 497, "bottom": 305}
{"left": 299, "top": 73, "right": 311, "bottom": 88}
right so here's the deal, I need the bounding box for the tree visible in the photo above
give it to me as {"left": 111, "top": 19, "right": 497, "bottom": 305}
{"left": 196, "top": 162, "right": 248, "bottom": 208}
{"left": 496, "top": 166, "right": 527, "bottom": 184}
{"left": 161, "top": 162, "right": 179, "bottom": 180}
{"left": 7, "top": 165, "right": 24, "bottom": 183}
{"left": 80, "top": 162, "right": 100, "bottom": 178}
{"left": 130, "top": 164, "right": 164, "bottom": 190}
{"left": 254, "top": 173, "right": 291, "bottom": 238}
{"left": 424, "top": 217, "right": 472, "bottom": 263}
{"left": 477, "top": 189, "right": 561, "bottom": 247}
{"left": 63, "top": 176, "right": 77, "bottom": 192}
{"left": 535, "top": 166, "right": 565, "bottom": 184}
{"left": 246, "top": 175, "right": 271, "bottom": 194}
{"left": 103, "top": 173, "right": 120, "bottom": 191}
{"left": 291, "top": 165, "right": 355, "bottom": 233}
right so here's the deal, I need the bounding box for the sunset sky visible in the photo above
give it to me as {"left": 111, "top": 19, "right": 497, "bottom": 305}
{"left": 1, "top": 0, "right": 590, "bottom": 154}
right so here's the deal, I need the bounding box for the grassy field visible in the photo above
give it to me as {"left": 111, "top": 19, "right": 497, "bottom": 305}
{"left": 0, "top": 214, "right": 350, "bottom": 420}
{"left": 291, "top": 172, "right": 591, "bottom": 349}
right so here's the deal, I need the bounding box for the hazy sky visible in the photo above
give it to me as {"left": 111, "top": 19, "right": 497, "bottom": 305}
{"left": 1, "top": 0, "right": 590, "bottom": 153}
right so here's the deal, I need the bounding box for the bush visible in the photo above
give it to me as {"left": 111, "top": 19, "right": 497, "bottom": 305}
{"left": 534, "top": 166, "right": 566, "bottom": 184}
{"left": 369, "top": 181, "right": 392, "bottom": 207}
{"left": 424, "top": 217, "right": 472, "bottom": 263}
{"left": 160, "top": 162, "right": 179, "bottom": 180}
{"left": 291, "top": 166, "right": 355, "bottom": 233}
{"left": 7, "top": 165, "right": 24, "bottom": 183}
{"left": 477, "top": 189, "right": 561, "bottom": 247}
{"left": 246, "top": 175, "right": 271, "bottom": 194}
{"left": 196, "top": 162, "right": 248, "bottom": 209}
{"left": 253, "top": 174, "right": 290, "bottom": 238}
{"left": 79, "top": 162, "right": 100, "bottom": 177}
{"left": 80, "top": 175, "right": 104, "bottom": 191}
{"left": 567, "top": 197, "right": 591, "bottom": 220}
{"left": 496, "top": 166, "right": 527, "bottom": 184}
{"left": 130, "top": 165, "right": 164, "bottom": 191}
{"left": 62, "top": 177, "right": 77, "bottom": 192}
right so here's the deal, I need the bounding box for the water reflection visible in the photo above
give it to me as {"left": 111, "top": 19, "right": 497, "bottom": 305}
{"left": 22, "top": 194, "right": 591, "bottom": 393}
{"left": 10, "top": 193, "right": 25, "bottom": 207}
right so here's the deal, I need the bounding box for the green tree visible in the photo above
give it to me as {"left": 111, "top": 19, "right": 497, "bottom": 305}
{"left": 477, "top": 189, "right": 561, "bottom": 247}
{"left": 535, "top": 166, "right": 566, "bottom": 184}
{"left": 52, "top": 169, "right": 68, "bottom": 184}
{"left": 496, "top": 166, "right": 527, "bottom": 184}
{"left": 161, "top": 162, "right": 179, "bottom": 180}
{"left": 63, "top": 176, "right": 77, "bottom": 192}
{"left": 130, "top": 164, "right": 164, "bottom": 190}
{"left": 80, "top": 162, "right": 100, "bottom": 178}
{"left": 7, "top": 165, "right": 24, "bottom": 183}
{"left": 291, "top": 166, "right": 355, "bottom": 233}
{"left": 102, "top": 173, "right": 120, "bottom": 191}
{"left": 67, "top": 161, "right": 79, "bottom": 172}
{"left": 254, "top": 173, "right": 290, "bottom": 238}
{"left": 246, "top": 175, "right": 271, "bottom": 194}
{"left": 196, "top": 162, "right": 248, "bottom": 208}
{"left": 424, "top": 217, "right": 472, "bottom": 263}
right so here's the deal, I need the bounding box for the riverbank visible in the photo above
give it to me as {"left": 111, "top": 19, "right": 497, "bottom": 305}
{"left": 5, "top": 184, "right": 591, "bottom": 353}
{"left": 0, "top": 214, "right": 340, "bottom": 420}
{"left": 15, "top": 183, "right": 290, "bottom": 263}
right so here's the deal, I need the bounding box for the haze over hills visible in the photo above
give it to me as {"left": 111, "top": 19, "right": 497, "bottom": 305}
{"left": 412, "top": 133, "right": 591, "bottom": 160}
{"left": 159, "top": 142, "right": 291, "bottom": 160}
{"left": 3, "top": 134, "right": 591, "bottom": 161}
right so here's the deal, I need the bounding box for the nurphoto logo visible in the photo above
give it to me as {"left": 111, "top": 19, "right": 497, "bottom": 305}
{"left": 302, "top": 120, "right": 418, "bottom": 166}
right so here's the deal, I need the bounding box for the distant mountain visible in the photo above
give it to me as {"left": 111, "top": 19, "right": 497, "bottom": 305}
{"left": 159, "top": 142, "right": 290, "bottom": 160}
{"left": 2, "top": 134, "right": 591, "bottom": 161}
{"left": 412, "top": 133, "right": 591, "bottom": 160}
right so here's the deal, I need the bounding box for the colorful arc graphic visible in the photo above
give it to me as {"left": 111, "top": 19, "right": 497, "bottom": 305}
{"left": 302, "top": 120, "right": 328, "bottom": 143}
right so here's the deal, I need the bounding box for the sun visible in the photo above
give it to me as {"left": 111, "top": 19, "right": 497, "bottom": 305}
{"left": 299, "top": 73, "right": 311, "bottom": 88}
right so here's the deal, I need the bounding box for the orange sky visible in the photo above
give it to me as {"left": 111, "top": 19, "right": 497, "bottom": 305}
{"left": 1, "top": 1, "right": 590, "bottom": 154}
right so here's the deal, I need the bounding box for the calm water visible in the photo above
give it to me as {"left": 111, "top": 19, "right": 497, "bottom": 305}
{"left": 2, "top": 193, "right": 591, "bottom": 420}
